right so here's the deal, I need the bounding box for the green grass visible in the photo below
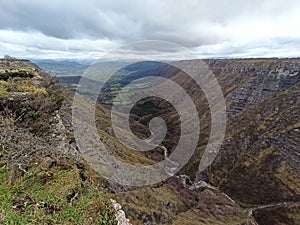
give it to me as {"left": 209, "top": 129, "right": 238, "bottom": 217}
{"left": 15, "top": 80, "right": 47, "bottom": 96}
{"left": 0, "top": 163, "right": 117, "bottom": 225}
{"left": 0, "top": 80, "right": 8, "bottom": 97}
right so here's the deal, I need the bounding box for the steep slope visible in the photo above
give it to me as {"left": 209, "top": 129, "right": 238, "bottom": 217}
{"left": 0, "top": 59, "right": 118, "bottom": 224}
{"left": 207, "top": 81, "right": 300, "bottom": 224}
{"left": 169, "top": 59, "right": 300, "bottom": 225}
{"left": 89, "top": 58, "right": 300, "bottom": 224}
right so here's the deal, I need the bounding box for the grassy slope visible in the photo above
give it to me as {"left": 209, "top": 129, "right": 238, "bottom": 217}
{"left": 0, "top": 61, "right": 117, "bottom": 225}
{"left": 0, "top": 162, "right": 117, "bottom": 225}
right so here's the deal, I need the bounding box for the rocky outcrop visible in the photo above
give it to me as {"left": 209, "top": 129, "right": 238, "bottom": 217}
{"left": 110, "top": 199, "right": 132, "bottom": 225}
{"left": 203, "top": 59, "right": 300, "bottom": 117}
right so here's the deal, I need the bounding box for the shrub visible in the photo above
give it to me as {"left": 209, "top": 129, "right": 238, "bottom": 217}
{"left": 0, "top": 71, "right": 33, "bottom": 81}
{"left": 26, "top": 110, "right": 41, "bottom": 119}
{"left": 51, "top": 94, "right": 64, "bottom": 105}
{"left": 20, "top": 106, "right": 40, "bottom": 120}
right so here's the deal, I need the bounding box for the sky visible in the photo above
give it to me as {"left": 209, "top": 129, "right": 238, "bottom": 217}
{"left": 0, "top": 0, "right": 300, "bottom": 60}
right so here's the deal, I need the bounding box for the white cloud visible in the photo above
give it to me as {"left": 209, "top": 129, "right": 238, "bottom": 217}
{"left": 0, "top": 30, "right": 119, "bottom": 59}
{"left": 0, "top": 0, "right": 300, "bottom": 59}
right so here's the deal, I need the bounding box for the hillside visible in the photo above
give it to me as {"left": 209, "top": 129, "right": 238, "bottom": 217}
{"left": 0, "top": 59, "right": 118, "bottom": 224}
{"left": 0, "top": 58, "right": 299, "bottom": 225}
{"left": 85, "top": 58, "right": 300, "bottom": 224}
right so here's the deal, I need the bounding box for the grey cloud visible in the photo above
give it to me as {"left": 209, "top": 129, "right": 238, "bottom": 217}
{"left": 0, "top": 0, "right": 300, "bottom": 58}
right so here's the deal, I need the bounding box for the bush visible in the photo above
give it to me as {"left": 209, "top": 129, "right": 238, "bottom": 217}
{"left": 51, "top": 94, "right": 64, "bottom": 105}
{"left": 20, "top": 106, "right": 40, "bottom": 120}
{"left": 0, "top": 71, "right": 33, "bottom": 81}
{"left": 26, "top": 110, "right": 41, "bottom": 119}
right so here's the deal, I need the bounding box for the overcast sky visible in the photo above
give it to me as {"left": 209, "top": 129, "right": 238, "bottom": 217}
{"left": 0, "top": 0, "right": 300, "bottom": 60}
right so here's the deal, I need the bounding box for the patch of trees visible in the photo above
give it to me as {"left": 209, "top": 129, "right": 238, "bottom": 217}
{"left": 0, "top": 71, "right": 34, "bottom": 81}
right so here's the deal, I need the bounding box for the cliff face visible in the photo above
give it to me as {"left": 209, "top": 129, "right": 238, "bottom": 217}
{"left": 93, "top": 58, "right": 300, "bottom": 224}
{"left": 178, "top": 59, "right": 300, "bottom": 224}
{"left": 203, "top": 59, "right": 300, "bottom": 225}
{"left": 204, "top": 59, "right": 300, "bottom": 117}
